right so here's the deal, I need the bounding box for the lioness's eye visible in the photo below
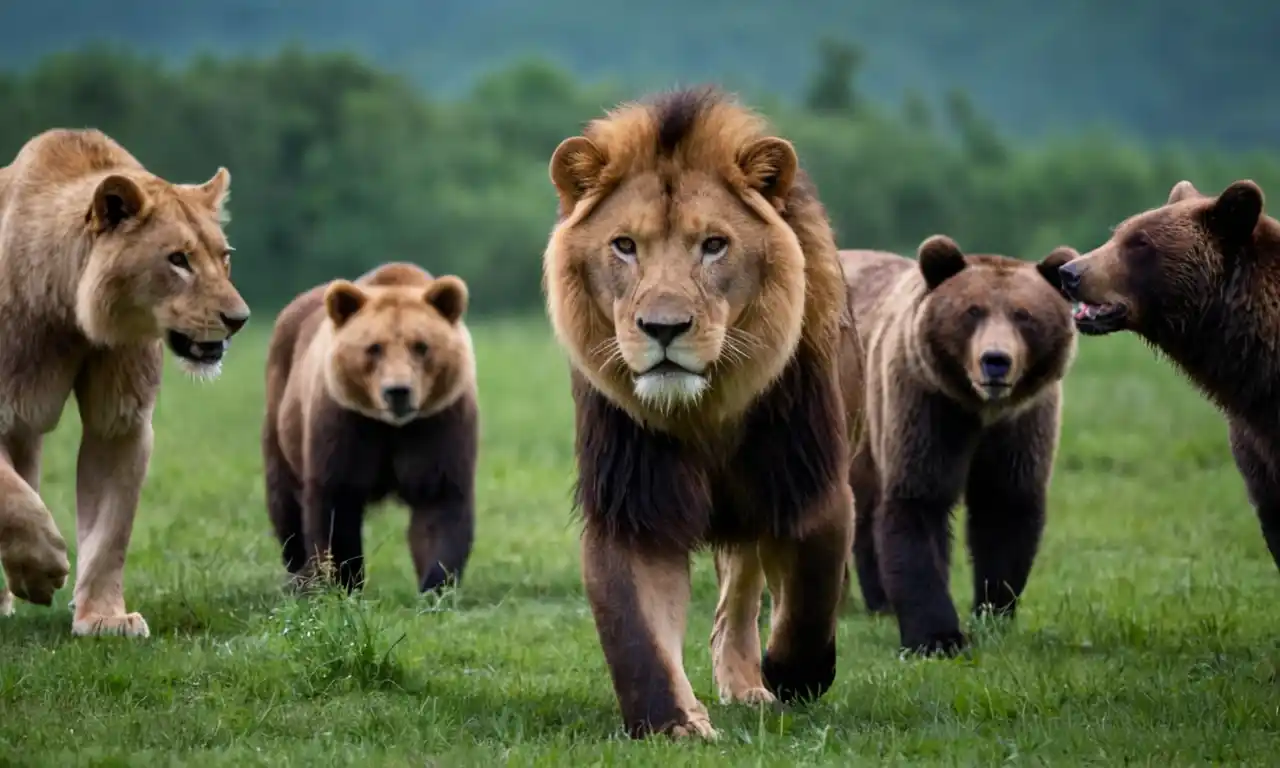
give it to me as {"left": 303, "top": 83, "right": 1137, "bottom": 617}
{"left": 168, "top": 252, "right": 191, "bottom": 271}
{"left": 367, "top": 343, "right": 383, "bottom": 358}
{"left": 610, "top": 237, "right": 637, "bottom": 262}
{"left": 701, "top": 236, "right": 729, "bottom": 260}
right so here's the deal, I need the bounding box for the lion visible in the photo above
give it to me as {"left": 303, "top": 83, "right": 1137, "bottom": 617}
{"left": 0, "top": 128, "right": 249, "bottom": 637}
{"left": 543, "top": 86, "right": 865, "bottom": 740}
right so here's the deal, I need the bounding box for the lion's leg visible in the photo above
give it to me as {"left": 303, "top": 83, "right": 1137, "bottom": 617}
{"left": 758, "top": 486, "right": 853, "bottom": 703}
{"left": 581, "top": 532, "right": 715, "bottom": 741}
{"left": 0, "top": 435, "right": 68, "bottom": 610}
{"left": 710, "top": 543, "right": 773, "bottom": 705}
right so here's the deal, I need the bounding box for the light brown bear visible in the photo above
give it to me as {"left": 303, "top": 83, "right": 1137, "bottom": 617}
{"left": 1057, "top": 179, "right": 1280, "bottom": 574}
{"left": 842, "top": 235, "right": 1076, "bottom": 655}
{"left": 0, "top": 128, "right": 249, "bottom": 637}
{"left": 262, "top": 262, "right": 478, "bottom": 594}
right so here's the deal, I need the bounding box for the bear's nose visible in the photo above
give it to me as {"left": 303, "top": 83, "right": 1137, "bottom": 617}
{"left": 220, "top": 310, "right": 249, "bottom": 336}
{"left": 382, "top": 385, "right": 414, "bottom": 417}
{"left": 979, "top": 350, "right": 1013, "bottom": 382}
{"left": 636, "top": 315, "right": 693, "bottom": 347}
{"left": 1057, "top": 262, "right": 1082, "bottom": 297}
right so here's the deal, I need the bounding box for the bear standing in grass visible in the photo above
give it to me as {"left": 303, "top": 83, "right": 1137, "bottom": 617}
{"left": 1059, "top": 179, "right": 1280, "bottom": 574}
{"left": 262, "top": 262, "right": 478, "bottom": 593}
{"left": 842, "top": 235, "right": 1077, "bottom": 655}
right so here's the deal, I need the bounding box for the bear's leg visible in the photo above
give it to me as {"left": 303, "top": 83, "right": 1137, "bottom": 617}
{"left": 0, "top": 435, "right": 68, "bottom": 610}
{"left": 849, "top": 442, "right": 889, "bottom": 614}
{"left": 262, "top": 428, "right": 306, "bottom": 577}
{"left": 581, "top": 531, "right": 715, "bottom": 741}
{"left": 301, "top": 484, "right": 367, "bottom": 593}
{"left": 406, "top": 489, "right": 475, "bottom": 593}
{"left": 709, "top": 543, "right": 772, "bottom": 705}
{"left": 1228, "top": 419, "right": 1280, "bottom": 572}
{"left": 964, "top": 405, "right": 1054, "bottom": 619}
{"left": 758, "top": 485, "right": 853, "bottom": 703}
{"left": 877, "top": 485, "right": 964, "bottom": 655}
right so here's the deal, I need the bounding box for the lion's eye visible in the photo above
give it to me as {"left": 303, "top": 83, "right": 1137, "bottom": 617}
{"left": 701, "top": 236, "right": 729, "bottom": 261}
{"left": 410, "top": 341, "right": 429, "bottom": 357}
{"left": 366, "top": 343, "right": 383, "bottom": 358}
{"left": 168, "top": 252, "right": 191, "bottom": 271}
{"left": 610, "top": 237, "right": 637, "bottom": 262}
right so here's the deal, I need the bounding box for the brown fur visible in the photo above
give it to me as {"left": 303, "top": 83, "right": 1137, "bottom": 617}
{"left": 263, "top": 262, "right": 478, "bottom": 594}
{"left": 0, "top": 128, "right": 248, "bottom": 636}
{"left": 841, "top": 236, "right": 1077, "bottom": 655}
{"left": 543, "top": 86, "right": 864, "bottom": 740}
{"left": 1058, "top": 179, "right": 1280, "bottom": 573}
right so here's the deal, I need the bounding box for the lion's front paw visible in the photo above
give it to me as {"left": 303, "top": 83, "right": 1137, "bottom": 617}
{"left": 665, "top": 703, "right": 719, "bottom": 741}
{"left": 72, "top": 612, "right": 150, "bottom": 638}
{"left": 721, "top": 685, "right": 776, "bottom": 706}
{"left": 0, "top": 523, "right": 70, "bottom": 606}
{"left": 0, "top": 587, "right": 13, "bottom": 617}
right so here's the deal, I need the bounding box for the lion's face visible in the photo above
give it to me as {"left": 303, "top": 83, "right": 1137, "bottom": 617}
{"left": 77, "top": 168, "right": 250, "bottom": 378}
{"left": 545, "top": 103, "right": 810, "bottom": 424}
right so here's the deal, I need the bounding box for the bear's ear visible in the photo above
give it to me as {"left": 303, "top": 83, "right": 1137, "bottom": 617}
{"left": 424, "top": 275, "right": 468, "bottom": 325}
{"left": 324, "top": 280, "right": 368, "bottom": 328}
{"left": 549, "top": 136, "right": 607, "bottom": 217}
{"left": 1167, "top": 179, "right": 1200, "bottom": 205}
{"left": 737, "top": 137, "right": 798, "bottom": 210}
{"left": 1036, "top": 246, "right": 1079, "bottom": 293}
{"left": 917, "top": 234, "right": 967, "bottom": 290}
{"left": 1207, "top": 180, "right": 1264, "bottom": 245}
{"left": 89, "top": 174, "right": 149, "bottom": 231}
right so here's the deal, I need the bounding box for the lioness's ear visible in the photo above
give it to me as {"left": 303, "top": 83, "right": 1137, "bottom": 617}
{"left": 90, "top": 174, "right": 148, "bottom": 231}
{"left": 549, "top": 136, "right": 606, "bottom": 216}
{"left": 737, "top": 137, "right": 797, "bottom": 209}
{"left": 1036, "top": 246, "right": 1080, "bottom": 293}
{"left": 1167, "top": 179, "right": 1200, "bottom": 205}
{"left": 324, "top": 280, "right": 367, "bottom": 328}
{"left": 1207, "top": 179, "right": 1264, "bottom": 245}
{"left": 917, "top": 234, "right": 967, "bottom": 290}
{"left": 189, "top": 167, "right": 232, "bottom": 224}
{"left": 424, "top": 275, "right": 468, "bottom": 325}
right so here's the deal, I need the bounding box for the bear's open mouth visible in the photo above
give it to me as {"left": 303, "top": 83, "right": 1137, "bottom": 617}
{"left": 166, "top": 330, "right": 228, "bottom": 366}
{"left": 1072, "top": 302, "right": 1128, "bottom": 335}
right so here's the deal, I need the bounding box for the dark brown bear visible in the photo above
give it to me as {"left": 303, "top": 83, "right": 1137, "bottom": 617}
{"left": 841, "top": 235, "right": 1077, "bottom": 655}
{"left": 1059, "top": 179, "right": 1280, "bottom": 573}
{"left": 262, "top": 262, "right": 478, "bottom": 593}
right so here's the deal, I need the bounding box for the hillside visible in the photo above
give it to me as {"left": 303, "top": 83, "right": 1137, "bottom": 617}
{"left": 1, "top": 0, "right": 1277, "bottom": 149}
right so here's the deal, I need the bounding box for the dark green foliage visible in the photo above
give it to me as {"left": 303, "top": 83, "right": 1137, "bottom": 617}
{"left": 1, "top": 46, "right": 1278, "bottom": 315}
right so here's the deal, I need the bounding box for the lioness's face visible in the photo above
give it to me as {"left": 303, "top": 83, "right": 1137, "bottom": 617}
{"left": 83, "top": 169, "right": 250, "bottom": 378}
{"left": 568, "top": 171, "right": 783, "bottom": 409}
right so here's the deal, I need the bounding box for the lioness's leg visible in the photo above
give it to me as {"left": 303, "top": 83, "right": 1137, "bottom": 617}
{"left": 581, "top": 532, "right": 715, "bottom": 740}
{"left": 710, "top": 544, "right": 773, "bottom": 704}
{"left": 0, "top": 435, "right": 69, "bottom": 609}
{"left": 758, "top": 486, "right": 852, "bottom": 704}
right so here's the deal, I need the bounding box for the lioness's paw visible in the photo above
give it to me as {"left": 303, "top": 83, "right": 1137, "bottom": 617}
{"left": 720, "top": 685, "right": 776, "bottom": 706}
{"left": 665, "top": 706, "right": 719, "bottom": 741}
{"left": 72, "top": 612, "right": 150, "bottom": 639}
{"left": 0, "top": 525, "right": 70, "bottom": 606}
{"left": 0, "top": 587, "right": 13, "bottom": 617}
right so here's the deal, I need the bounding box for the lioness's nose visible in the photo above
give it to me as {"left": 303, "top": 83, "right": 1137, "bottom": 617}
{"left": 636, "top": 315, "right": 693, "bottom": 347}
{"left": 220, "top": 310, "right": 249, "bottom": 336}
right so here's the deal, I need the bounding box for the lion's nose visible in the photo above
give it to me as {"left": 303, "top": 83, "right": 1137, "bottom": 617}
{"left": 220, "top": 310, "right": 249, "bottom": 336}
{"left": 636, "top": 315, "right": 693, "bottom": 347}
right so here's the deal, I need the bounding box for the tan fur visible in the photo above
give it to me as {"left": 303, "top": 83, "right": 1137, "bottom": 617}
{"left": 0, "top": 128, "right": 247, "bottom": 636}
{"left": 546, "top": 89, "right": 863, "bottom": 739}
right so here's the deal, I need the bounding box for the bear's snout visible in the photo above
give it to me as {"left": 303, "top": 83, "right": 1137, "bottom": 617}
{"left": 978, "top": 350, "right": 1013, "bottom": 383}
{"left": 1057, "top": 261, "right": 1083, "bottom": 299}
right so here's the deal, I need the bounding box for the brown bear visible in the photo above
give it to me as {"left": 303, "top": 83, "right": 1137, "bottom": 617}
{"left": 841, "top": 235, "right": 1077, "bottom": 655}
{"left": 1058, "top": 179, "right": 1280, "bottom": 573}
{"left": 262, "top": 262, "right": 478, "bottom": 593}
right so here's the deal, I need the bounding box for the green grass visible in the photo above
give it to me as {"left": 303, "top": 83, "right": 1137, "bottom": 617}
{"left": 1, "top": 317, "right": 1277, "bottom": 766}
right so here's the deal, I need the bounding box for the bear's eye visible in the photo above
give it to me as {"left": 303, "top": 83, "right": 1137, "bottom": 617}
{"left": 366, "top": 343, "right": 383, "bottom": 358}
{"left": 1012, "top": 307, "right": 1032, "bottom": 322}
{"left": 610, "top": 237, "right": 637, "bottom": 263}
{"left": 966, "top": 305, "right": 984, "bottom": 319}
{"left": 410, "top": 341, "right": 429, "bottom": 357}
{"left": 167, "top": 252, "right": 191, "bottom": 271}
{"left": 701, "top": 236, "right": 729, "bottom": 262}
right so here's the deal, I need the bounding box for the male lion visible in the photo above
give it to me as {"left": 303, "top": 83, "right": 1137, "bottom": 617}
{"left": 544, "top": 87, "right": 865, "bottom": 739}
{"left": 0, "top": 128, "right": 249, "bottom": 637}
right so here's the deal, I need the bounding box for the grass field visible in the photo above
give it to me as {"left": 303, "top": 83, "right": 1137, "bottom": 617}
{"left": 1, "top": 317, "right": 1277, "bottom": 766}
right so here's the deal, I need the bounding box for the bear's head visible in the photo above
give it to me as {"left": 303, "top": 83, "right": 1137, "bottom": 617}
{"left": 1057, "top": 179, "right": 1269, "bottom": 347}
{"left": 915, "top": 235, "right": 1077, "bottom": 406}
{"left": 77, "top": 168, "right": 251, "bottom": 378}
{"left": 321, "top": 271, "right": 473, "bottom": 426}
